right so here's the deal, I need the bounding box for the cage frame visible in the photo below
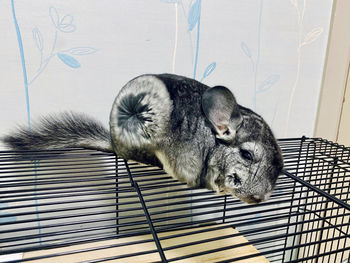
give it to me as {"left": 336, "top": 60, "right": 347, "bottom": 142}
{"left": 0, "top": 137, "right": 349, "bottom": 262}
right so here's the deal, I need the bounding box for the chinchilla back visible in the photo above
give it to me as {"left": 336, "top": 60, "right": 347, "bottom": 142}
{"left": 109, "top": 74, "right": 217, "bottom": 183}
{"left": 156, "top": 74, "right": 209, "bottom": 138}
{"left": 154, "top": 74, "right": 218, "bottom": 186}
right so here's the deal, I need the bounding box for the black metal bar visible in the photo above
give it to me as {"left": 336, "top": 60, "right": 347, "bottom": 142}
{"left": 301, "top": 140, "right": 318, "bottom": 260}
{"left": 316, "top": 154, "right": 338, "bottom": 262}
{"left": 222, "top": 195, "right": 227, "bottom": 223}
{"left": 124, "top": 159, "right": 167, "bottom": 262}
{"left": 340, "top": 149, "right": 350, "bottom": 262}
{"left": 115, "top": 154, "right": 119, "bottom": 236}
{"left": 282, "top": 170, "right": 350, "bottom": 211}
{"left": 282, "top": 135, "right": 305, "bottom": 262}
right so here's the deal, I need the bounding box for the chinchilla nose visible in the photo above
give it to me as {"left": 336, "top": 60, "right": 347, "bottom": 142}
{"left": 252, "top": 191, "right": 272, "bottom": 203}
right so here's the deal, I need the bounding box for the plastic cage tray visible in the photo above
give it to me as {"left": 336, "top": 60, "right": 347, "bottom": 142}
{"left": 0, "top": 137, "right": 349, "bottom": 262}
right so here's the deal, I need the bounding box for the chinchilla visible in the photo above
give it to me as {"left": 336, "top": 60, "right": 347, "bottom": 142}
{"left": 2, "top": 74, "right": 283, "bottom": 204}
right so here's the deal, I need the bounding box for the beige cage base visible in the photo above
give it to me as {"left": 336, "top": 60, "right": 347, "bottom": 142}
{"left": 23, "top": 224, "right": 269, "bottom": 263}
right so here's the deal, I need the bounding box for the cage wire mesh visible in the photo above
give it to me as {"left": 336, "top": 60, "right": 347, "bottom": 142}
{"left": 0, "top": 137, "right": 349, "bottom": 262}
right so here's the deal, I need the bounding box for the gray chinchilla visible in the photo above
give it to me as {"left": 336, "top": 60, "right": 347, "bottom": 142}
{"left": 2, "top": 74, "right": 283, "bottom": 204}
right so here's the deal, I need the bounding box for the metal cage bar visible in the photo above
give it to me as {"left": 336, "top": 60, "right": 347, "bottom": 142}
{"left": 0, "top": 137, "right": 349, "bottom": 263}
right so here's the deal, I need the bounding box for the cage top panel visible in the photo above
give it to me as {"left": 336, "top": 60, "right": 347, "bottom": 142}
{"left": 1, "top": 137, "right": 349, "bottom": 263}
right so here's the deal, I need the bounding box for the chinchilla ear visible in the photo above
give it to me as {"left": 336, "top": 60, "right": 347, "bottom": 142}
{"left": 202, "top": 86, "right": 242, "bottom": 143}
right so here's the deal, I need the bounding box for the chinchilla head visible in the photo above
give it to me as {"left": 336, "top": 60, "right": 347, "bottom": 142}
{"left": 202, "top": 86, "right": 283, "bottom": 204}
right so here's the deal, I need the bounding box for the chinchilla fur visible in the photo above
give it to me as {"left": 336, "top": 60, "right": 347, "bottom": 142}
{"left": 2, "top": 73, "right": 283, "bottom": 204}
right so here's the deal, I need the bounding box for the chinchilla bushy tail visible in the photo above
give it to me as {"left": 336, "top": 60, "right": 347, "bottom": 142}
{"left": 110, "top": 75, "right": 173, "bottom": 150}
{"left": 2, "top": 112, "right": 113, "bottom": 153}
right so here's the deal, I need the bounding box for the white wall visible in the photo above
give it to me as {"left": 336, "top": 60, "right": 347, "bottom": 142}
{"left": 0, "top": 1, "right": 336, "bottom": 257}
{"left": 0, "top": 0, "right": 333, "bottom": 148}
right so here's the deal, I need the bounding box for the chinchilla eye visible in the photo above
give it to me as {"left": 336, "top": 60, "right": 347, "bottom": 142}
{"left": 223, "top": 130, "right": 230, "bottom": 136}
{"left": 240, "top": 149, "right": 254, "bottom": 162}
{"left": 227, "top": 173, "right": 241, "bottom": 186}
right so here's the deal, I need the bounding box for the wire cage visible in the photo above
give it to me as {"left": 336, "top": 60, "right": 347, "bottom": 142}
{"left": 0, "top": 137, "right": 349, "bottom": 262}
